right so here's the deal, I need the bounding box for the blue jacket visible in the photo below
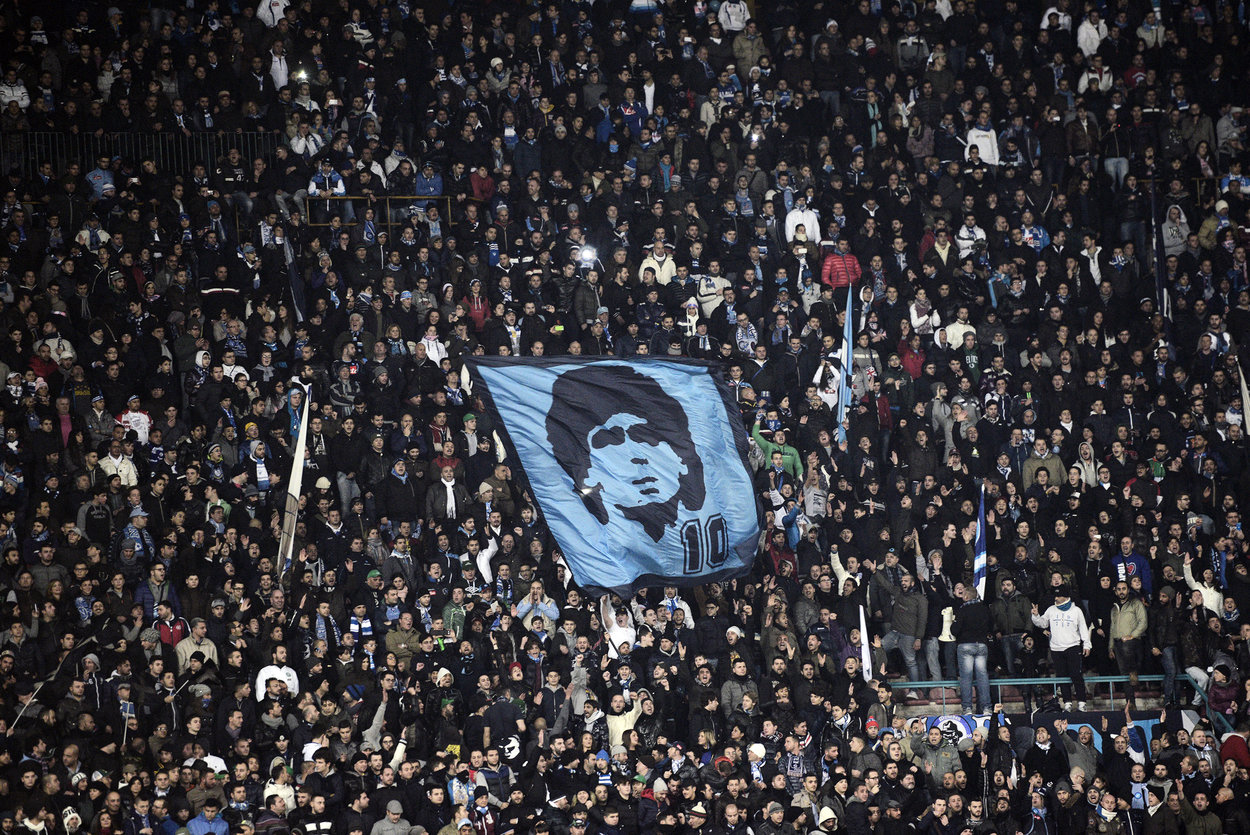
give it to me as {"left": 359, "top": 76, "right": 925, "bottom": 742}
{"left": 188, "top": 814, "right": 228, "bottom": 835}
{"left": 1113, "top": 552, "right": 1153, "bottom": 595}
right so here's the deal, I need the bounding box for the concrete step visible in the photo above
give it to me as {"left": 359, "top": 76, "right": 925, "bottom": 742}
{"left": 893, "top": 684, "right": 1167, "bottom": 718}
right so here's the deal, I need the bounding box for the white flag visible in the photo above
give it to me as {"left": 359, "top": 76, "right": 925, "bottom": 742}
{"left": 277, "top": 386, "right": 310, "bottom": 582}
{"left": 859, "top": 605, "right": 874, "bottom": 681}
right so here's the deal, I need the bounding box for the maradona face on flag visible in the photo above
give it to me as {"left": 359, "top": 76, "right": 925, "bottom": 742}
{"left": 468, "top": 357, "right": 760, "bottom": 595}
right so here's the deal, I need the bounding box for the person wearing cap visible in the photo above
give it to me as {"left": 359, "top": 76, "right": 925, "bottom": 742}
{"left": 1149, "top": 585, "right": 1183, "bottom": 707}
{"left": 466, "top": 788, "right": 500, "bottom": 835}
{"left": 376, "top": 454, "right": 421, "bottom": 530}
{"left": 369, "top": 800, "right": 410, "bottom": 835}
{"left": 1198, "top": 199, "right": 1231, "bottom": 250}
{"left": 85, "top": 391, "right": 116, "bottom": 447}
{"left": 1031, "top": 585, "right": 1092, "bottom": 711}
{"left": 119, "top": 505, "right": 157, "bottom": 562}
{"left": 308, "top": 157, "right": 347, "bottom": 223}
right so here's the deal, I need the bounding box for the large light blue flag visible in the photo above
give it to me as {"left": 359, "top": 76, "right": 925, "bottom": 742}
{"left": 468, "top": 357, "right": 761, "bottom": 594}
{"left": 835, "top": 283, "right": 855, "bottom": 443}
{"left": 974, "top": 484, "right": 988, "bottom": 599}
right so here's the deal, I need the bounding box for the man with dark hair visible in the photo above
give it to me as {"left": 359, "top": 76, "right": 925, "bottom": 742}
{"left": 546, "top": 363, "right": 704, "bottom": 542}
{"left": 188, "top": 797, "right": 228, "bottom": 835}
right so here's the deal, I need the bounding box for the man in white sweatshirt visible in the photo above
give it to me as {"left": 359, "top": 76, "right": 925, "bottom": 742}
{"left": 1031, "top": 585, "right": 1091, "bottom": 711}
{"left": 965, "top": 114, "right": 1000, "bottom": 168}
{"left": 784, "top": 194, "right": 821, "bottom": 243}
{"left": 717, "top": 0, "right": 750, "bottom": 33}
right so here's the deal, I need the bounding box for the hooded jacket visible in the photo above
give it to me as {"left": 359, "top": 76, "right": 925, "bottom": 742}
{"left": 1075, "top": 442, "right": 1099, "bottom": 487}
{"left": 1161, "top": 205, "right": 1191, "bottom": 256}
{"left": 1021, "top": 448, "right": 1064, "bottom": 489}
{"left": 1032, "top": 601, "right": 1091, "bottom": 651}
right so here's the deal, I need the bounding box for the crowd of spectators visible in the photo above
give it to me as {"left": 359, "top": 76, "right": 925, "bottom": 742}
{"left": 1, "top": 2, "right": 1250, "bottom": 835}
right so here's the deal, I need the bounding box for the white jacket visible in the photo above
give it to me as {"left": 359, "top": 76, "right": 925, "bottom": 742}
{"left": 785, "top": 207, "right": 820, "bottom": 242}
{"left": 256, "top": 0, "right": 290, "bottom": 27}
{"left": 1076, "top": 19, "right": 1108, "bottom": 56}
{"left": 0, "top": 80, "right": 29, "bottom": 110}
{"left": 639, "top": 252, "right": 678, "bottom": 285}
{"left": 289, "top": 132, "right": 326, "bottom": 159}
{"left": 100, "top": 454, "right": 139, "bottom": 488}
{"left": 719, "top": 0, "right": 750, "bottom": 32}
{"left": 965, "top": 126, "right": 1000, "bottom": 166}
{"left": 1032, "top": 602, "right": 1091, "bottom": 651}
{"left": 955, "top": 223, "right": 987, "bottom": 259}
{"left": 1078, "top": 67, "right": 1113, "bottom": 95}
{"left": 1183, "top": 562, "right": 1223, "bottom": 614}
{"left": 945, "top": 320, "right": 975, "bottom": 348}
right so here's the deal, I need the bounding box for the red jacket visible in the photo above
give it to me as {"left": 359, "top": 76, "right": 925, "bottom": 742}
{"left": 821, "top": 251, "right": 861, "bottom": 289}
{"left": 1221, "top": 732, "right": 1250, "bottom": 769}
{"left": 153, "top": 616, "right": 189, "bottom": 648}
{"left": 899, "top": 340, "right": 925, "bottom": 379}
{"left": 28, "top": 354, "right": 58, "bottom": 381}
{"left": 867, "top": 392, "right": 893, "bottom": 429}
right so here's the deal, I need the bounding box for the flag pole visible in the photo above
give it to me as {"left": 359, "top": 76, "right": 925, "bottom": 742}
{"left": 1237, "top": 357, "right": 1250, "bottom": 434}
{"left": 974, "top": 484, "right": 987, "bottom": 600}
{"left": 859, "top": 605, "right": 874, "bottom": 682}
{"left": 277, "top": 385, "right": 310, "bottom": 584}
{"left": 836, "top": 282, "right": 855, "bottom": 444}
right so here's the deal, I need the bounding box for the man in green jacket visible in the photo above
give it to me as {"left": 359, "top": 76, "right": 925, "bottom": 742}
{"left": 752, "top": 415, "right": 804, "bottom": 481}
{"left": 1174, "top": 779, "right": 1222, "bottom": 835}
{"left": 1110, "top": 580, "right": 1148, "bottom": 707}
{"left": 990, "top": 576, "right": 1033, "bottom": 674}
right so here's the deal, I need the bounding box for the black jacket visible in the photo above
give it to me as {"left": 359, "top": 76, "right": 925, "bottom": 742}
{"left": 952, "top": 599, "right": 994, "bottom": 644}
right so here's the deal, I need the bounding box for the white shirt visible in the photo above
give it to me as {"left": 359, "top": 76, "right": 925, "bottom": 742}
{"left": 784, "top": 206, "right": 820, "bottom": 242}
{"left": 257, "top": 0, "right": 290, "bottom": 27}
{"left": 965, "top": 125, "right": 1000, "bottom": 166}
{"left": 269, "top": 52, "right": 289, "bottom": 89}
{"left": 1031, "top": 602, "right": 1091, "bottom": 651}
{"left": 1076, "top": 19, "right": 1108, "bottom": 56}
{"left": 255, "top": 663, "right": 300, "bottom": 698}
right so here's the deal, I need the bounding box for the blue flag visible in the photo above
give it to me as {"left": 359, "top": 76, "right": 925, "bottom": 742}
{"left": 468, "top": 357, "right": 761, "bottom": 595}
{"left": 974, "top": 484, "right": 987, "bottom": 599}
{"left": 835, "top": 283, "right": 855, "bottom": 443}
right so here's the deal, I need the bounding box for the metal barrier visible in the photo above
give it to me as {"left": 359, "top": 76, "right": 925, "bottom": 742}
{"left": 18, "top": 132, "right": 285, "bottom": 178}
{"left": 303, "top": 194, "right": 456, "bottom": 238}
{"left": 886, "top": 674, "right": 1187, "bottom": 711}
{"left": 1186, "top": 674, "right": 1234, "bottom": 734}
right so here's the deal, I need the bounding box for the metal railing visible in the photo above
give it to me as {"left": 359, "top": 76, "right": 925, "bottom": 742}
{"left": 887, "top": 674, "right": 1185, "bottom": 711}
{"left": 1187, "top": 675, "right": 1234, "bottom": 734}
{"left": 303, "top": 194, "right": 456, "bottom": 238}
{"left": 18, "top": 131, "right": 286, "bottom": 177}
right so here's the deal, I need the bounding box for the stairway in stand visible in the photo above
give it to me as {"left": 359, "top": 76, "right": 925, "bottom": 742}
{"left": 894, "top": 682, "right": 1166, "bottom": 718}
